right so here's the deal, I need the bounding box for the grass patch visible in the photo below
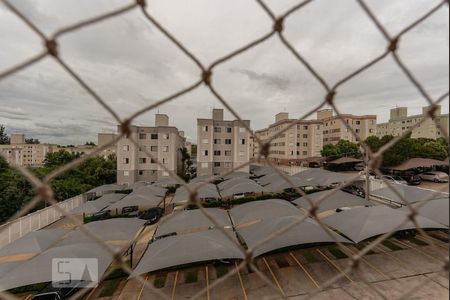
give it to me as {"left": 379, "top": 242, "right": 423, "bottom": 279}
{"left": 327, "top": 246, "right": 348, "bottom": 259}
{"left": 407, "top": 237, "right": 428, "bottom": 246}
{"left": 215, "top": 265, "right": 229, "bottom": 278}
{"left": 154, "top": 274, "right": 167, "bottom": 288}
{"left": 99, "top": 278, "right": 121, "bottom": 297}
{"left": 299, "top": 249, "right": 320, "bottom": 263}
{"left": 382, "top": 240, "right": 403, "bottom": 251}
{"left": 184, "top": 269, "right": 199, "bottom": 284}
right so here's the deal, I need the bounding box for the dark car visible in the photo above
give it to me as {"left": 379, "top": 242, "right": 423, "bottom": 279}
{"left": 32, "top": 281, "right": 86, "bottom": 300}
{"left": 400, "top": 174, "right": 422, "bottom": 186}
{"left": 89, "top": 210, "right": 111, "bottom": 222}
{"left": 139, "top": 207, "right": 163, "bottom": 225}
{"left": 280, "top": 188, "right": 301, "bottom": 201}
{"left": 341, "top": 185, "right": 365, "bottom": 198}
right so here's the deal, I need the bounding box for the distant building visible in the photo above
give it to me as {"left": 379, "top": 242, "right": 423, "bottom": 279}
{"left": 254, "top": 112, "right": 323, "bottom": 164}
{"left": 116, "top": 114, "right": 186, "bottom": 185}
{"left": 0, "top": 134, "right": 56, "bottom": 167}
{"left": 97, "top": 133, "right": 117, "bottom": 158}
{"left": 197, "top": 109, "right": 251, "bottom": 177}
{"left": 317, "top": 109, "right": 377, "bottom": 145}
{"left": 377, "top": 105, "right": 449, "bottom": 139}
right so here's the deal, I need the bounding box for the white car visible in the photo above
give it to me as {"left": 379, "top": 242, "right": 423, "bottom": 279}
{"left": 381, "top": 175, "right": 408, "bottom": 185}
{"left": 419, "top": 171, "right": 449, "bottom": 183}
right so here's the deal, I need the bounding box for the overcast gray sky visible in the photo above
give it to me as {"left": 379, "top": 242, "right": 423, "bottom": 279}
{"left": 0, "top": 0, "right": 448, "bottom": 145}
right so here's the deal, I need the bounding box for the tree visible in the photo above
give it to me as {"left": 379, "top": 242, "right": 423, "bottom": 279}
{"left": 321, "top": 144, "right": 339, "bottom": 158}
{"left": 25, "top": 138, "right": 40, "bottom": 144}
{"left": 320, "top": 140, "right": 359, "bottom": 159}
{"left": 43, "top": 150, "right": 80, "bottom": 168}
{"left": 178, "top": 147, "right": 195, "bottom": 182}
{"left": 85, "top": 141, "right": 96, "bottom": 146}
{"left": 0, "top": 125, "right": 10, "bottom": 145}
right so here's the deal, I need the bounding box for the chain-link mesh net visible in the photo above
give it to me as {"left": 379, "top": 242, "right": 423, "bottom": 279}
{"left": 0, "top": 0, "right": 448, "bottom": 299}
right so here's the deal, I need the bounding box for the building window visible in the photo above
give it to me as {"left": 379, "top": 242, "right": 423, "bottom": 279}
{"left": 151, "top": 146, "right": 158, "bottom": 152}
{"left": 122, "top": 145, "right": 129, "bottom": 151}
{"left": 139, "top": 133, "right": 146, "bottom": 140}
{"left": 224, "top": 162, "right": 233, "bottom": 168}
{"left": 225, "top": 150, "right": 232, "bottom": 156}
{"left": 214, "top": 150, "right": 221, "bottom": 156}
{"left": 225, "top": 139, "right": 232, "bottom": 145}
{"left": 303, "top": 125, "right": 308, "bottom": 130}
{"left": 303, "top": 143, "right": 308, "bottom": 147}
{"left": 303, "top": 134, "right": 308, "bottom": 138}
{"left": 214, "top": 139, "right": 221, "bottom": 145}
{"left": 203, "top": 150, "right": 209, "bottom": 156}
{"left": 356, "top": 121, "right": 361, "bottom": 125}
{"left": 138, "top": 170, "right": 145, "bottom": 176}
{"left": 214, "top": 127, "right": 222, "bottom": 133}
{"left": 356, "top": 129, "right": 360, "bottom": 133}
{"left": 240, "top": 139, "right": 246, "bottom": 145}
{"left": 123, "top": 158, "right": 129, "bottom": 164}
{"left": 162, "top": 146, "right": 169, "bottom": 152}
{"left": 139, "top": 158, "right": 147, "bottom": 164}
{"left": 151, "top": 134, "right": 158, "bottom": 140}
{"left": 162, "top": 134, "right": 169, "bottom": 140}
{"left": 214, "top": 162, "right": 221, "bottom": 167}
{"left": 151, "top": 158, "right": 157, "bottom": 163}
{"left": 226, "top": 127, "right": 232, "bottom": 133}
{"left": 203, "top": 126, "right": 209, "bottom": 132}
{"left": 303, "top": 151, "right": 308, "bottom": 155}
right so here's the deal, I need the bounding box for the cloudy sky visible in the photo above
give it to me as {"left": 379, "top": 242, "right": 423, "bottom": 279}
{"left": 0, "top": 0, "right": 448, "bottom": 145}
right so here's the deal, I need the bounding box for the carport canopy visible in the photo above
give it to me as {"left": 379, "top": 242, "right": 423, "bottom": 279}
{"left": 321, "top": 206, "right": 447, "bottom": 243}
{"left": 130, "top": 230, "right": 244, "bottom": 276}
{"left": 131, "top": 185, "right": 167, "bottom": 198}
{"left": 221, "top": 182, "right": 267, "bottom": 198}
{"left": 218, "top": 178, "right": 257, "bottom": 191}
{"left": 108, "top": 194, "right": 162, "bottom": 212}
{"left": 371, "top": 185, "right": 448, "bottom": 205}
{"left": 264, "top": 176, "right": 312, "bottom": 193}
{"left": 391, "top": 158, "right": 448, "bottom": 171}
{"left": 400, "top": 198, "right": 449, "bottom": 227}
{"left": 294, "top": 168, "right": 353, "bottom": 187}
{"left": 293, "top": 190, "right": 373, "bottom": 213}
{"left": 69, "top": 193, "right": 126, "bottom": 215}
{"left": 172, "top": 183, "right": 220, "bottom": 204}
{"left": 0, "top": 229, "right": 66, "bottom": 257}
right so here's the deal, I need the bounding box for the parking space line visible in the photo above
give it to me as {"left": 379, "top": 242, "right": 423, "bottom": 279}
{"left": 205, "top": 266, "right": 210, "bottom": 300}
{"left": 23, "top": 295, "right": 32, "bottom": 300}
{"left": 374, "top": 246, "right": 419, "bottom": 273}
{"left": 316, "top": 249, "right": 353, "bottom": 283}
{"left": 136, "top": 275, "right": 149, "bottom": 300}
{"left": 235, "top": 262, "right": 248, "bottom": 300}
{"left": 416, "top": 235, "right": 448, "bottom": 250}
{"left": 171, "top": 271, "right": 179, "bottom": 300}
{"left": 343, "top": 246, "right": 390, "bottom": 280}
{"left": 394, "top": 239, "right": 444, "bottom": 262}
{"left": 262, "top": 257, "right": 286, "bottom": 297}
{"left": 289, "top": 252, "right": 320, "bottom": 289}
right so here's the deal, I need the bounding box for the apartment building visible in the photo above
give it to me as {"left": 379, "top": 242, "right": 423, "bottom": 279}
{"left": 254, "top": 113, "right": 323, "bottom": 164}
{"left": 116, "top": 114, "right": 186, "bottom": 185}
{"left": 197, "top": 109, "right": 251, "bottom": 177}
{"left": 377, "top": 105, "right": 449, "bottom": 139}
{"left": 317, "top": 109, "right": 377, "bottom": 145}
{"left": 0, "top": 134, "right": 56, "bottom": 167}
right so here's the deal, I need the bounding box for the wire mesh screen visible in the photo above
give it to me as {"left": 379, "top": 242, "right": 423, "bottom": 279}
{"left": 0, "top": 0, "right": 449, "bottom": 299}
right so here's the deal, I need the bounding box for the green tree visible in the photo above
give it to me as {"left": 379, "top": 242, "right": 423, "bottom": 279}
{"left": 178, "top": 147, "right": 195, "bottom": 182}
{"left": 0, "top": 125, "right": 10, "bottom": 145}
{"left": 320, "top": 144, "right": 339, "bottom": 158}
{"left": 85, "top": 141, "right": 96, "bottom": 146}
{"left": 321, "top": 140, "right": 360, "bottom": 159}
{"left": 44, "top": 150, "right": 80, "bottom": 168}
{"left": 25, "top": 138, "right": 40, "bottom": 144}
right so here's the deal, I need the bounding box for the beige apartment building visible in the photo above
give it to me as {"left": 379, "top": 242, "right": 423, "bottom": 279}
{"left": 0, "top": 134, "right": 56, "bottom": 167}
{"left": 62, "top": 133, "right": 117, "bottom": 158}
{"left": 116, "top": 114, "right": 186, "bottom": 185}
{"left": 317, "top": 109, "right": 377, "bottom": 145}
{"left": 197, "top": 109, "right": 251, "bottom": 177}
{"left": 377, "top": 105, "right": 449, "bottom": 139}
{"left": 254, "top": 113, "right": 323, "bottom": 164}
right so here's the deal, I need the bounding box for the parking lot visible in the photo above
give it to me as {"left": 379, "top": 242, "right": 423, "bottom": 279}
{"left": 85, "top": 230, "right": 449, "bottom": 300}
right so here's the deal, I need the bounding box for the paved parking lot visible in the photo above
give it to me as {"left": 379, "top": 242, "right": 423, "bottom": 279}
{"left": 99, "top": 230, "right": 449, "bottom": 300}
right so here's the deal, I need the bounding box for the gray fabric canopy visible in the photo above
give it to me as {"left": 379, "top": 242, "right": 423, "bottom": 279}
{"left": 264, "top": 176, "right": 312, "bottom": 193}
{"left": 392, "top": 158, "right": 448, "bottom": 171}
{"left": 238, "top": 216, "right": 351, "bottom": 257}
{"left": 257, "top": 173, "right": 286, "bottom": 186}
{"left": 153, "top": 178, "right": 180, "bottom": 187}
{"left": 131, "top": 185, "right": 167, "bottom": 198}
{"left": 88, "top": 184, "right": 124, "bottom": 196}
{"left": 230, "top": 199, "right": 300, "bottom": 226}
{"left": 172, "top": 183, "right": 220, "bottom": 204}
{"left": 294, "top": 169, "right": 353, "bottom": 187}
{"left": 128, "top": 181, "right": 149, "bottom": 190}
{"left": 0, "top": 242, "right": 119, "bottom": 291}
{"left": 322, "top": 206, "right": 447, "bottom": 243}
{"left": 69, "top": 193, "right": 126, "bottom": 215}
{"left": 218, "top": 178, "right": 257, "bottom": 191}
{"left": 0, "top": 229, "right": 66, "bottom": 257}
{"left": 131, "top": 230, "right": 244, "bottom": 276}
{"left": 371, "top": 185, "right": 449, "bottom": 205}
{"left": 108, "top": 194, "right": 162, "bottom": 212}
{"left": 56, "top": 218, "right": 146, "bottom": 246}
{"left": 252, "top": 166, "right": 275, "bottom": 177}
{"left": 293, "top": 190, "right": 372, "bottom": 213}
{"left": 221, "top": 182, "right": 267, "bottom": 198}
{"left": 223, "top": 172, "right": 250, "bottom": 180}
{"left": 400, "top": 199, "right": 449, "bottom": 226}
{"left": 190, "top": 176, "right": 216, "bottom": 184}
{"left": 155, "top": 209, "right": 232, "bottom": 238}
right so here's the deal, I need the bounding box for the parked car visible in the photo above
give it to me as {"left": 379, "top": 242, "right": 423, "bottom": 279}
{"left": 341, "top": 185, "right": 365, "bottom": 198}
{"left": 419, "top": 171, "right": 449, "bottom": 183}
{"left": 139, "top": 207, "right": 163, "bottom": 225}
{"left": 400, "top": 174, "right": 422, "bottom": 186}
{"left": 280, "top": 188, "right": 301, "bottom": 201}
{"left": 353, "top": 163, "right": 365, "bottom": 171}
{"left": 381, "top": 175, "right": 408, "bottom": 185}
{"left": 88, "top": 210, "right": 111, "bottom": 222}
{"left": 32, "top": 281, "right": 85, "bottom": 300}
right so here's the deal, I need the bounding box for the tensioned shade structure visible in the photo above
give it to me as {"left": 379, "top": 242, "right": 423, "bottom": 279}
{"left": 69, "top": 193, "right": 126, "bottom": 215}
{"left": 257, "top": 173, "right": 285, "bottom": 186}
{"left": 130, "top": 230, "right": 244, "bottom": 276}
{"left": 221, "top": 182, "right": 268, "bottom": 199}
{"left": 252, "top": 166, "right": 285, "bottom": 178}
{"left": 321, "top": 206, "right": 447, "bottom": 243}
{"left": 153, "top": 177, "right": 180, "bottom": 187}
{"left": 218, "top": 178, "right": 257, "bottom": 191}
{"left": 294, "top": 168, "right": 354, "bottom": 187}
{"left": 128, "top": 181, "right": 149, "bottom": 191}
{"left": 400, "top": 198, "right": 449, "bottom": 227}
{"left": 371, "top": 185, "right": 448, "bottom": 205}
{"left": 328, "top": 157, "right": 363, "bottom": 165}
{"left": 56, "top": 218, "right": 146, "bottom": 247}
{"left": 222, "top": 172, "right": 250, "bottom": 180}
{"left": 0, "top": 229, "right": 66, "bottom": 257}
{"left": 293, "top": 190, "right": 372, "bottom": 213}
{"left": 131, "top": 185, "right": 167, "bottom": 198}
{"left": 155, "top": 208, "right": 232, "bottom": 238}
{"left": 230, "top": 199, "right": 300, "bottom": 226}
{"left": 108, "top": 194, "right": 162, "bottom": 212}
{"left": 0, "top": 242, "right": 119, "bottom": 291}
{"left": 87, "top": 184, "right": 124, "bottom": 196}
{"left": 172, "top": 183, "right": 220, "bottom": 204}
{"left": 238, "top": 216, "right": 351, "bottom": 257}
{"left": 264, "top": 176, "right": 312, "bottom": 193}
{"left": 391, "top": 158, "right": 448, "bottom": 171}
{"left": 190, "top": 175, "right": 216, "bottom": 184}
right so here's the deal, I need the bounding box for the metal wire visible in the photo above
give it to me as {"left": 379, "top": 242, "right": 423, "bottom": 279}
{"left": 0, "top": 0, "right": 448, "bottom": 299}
